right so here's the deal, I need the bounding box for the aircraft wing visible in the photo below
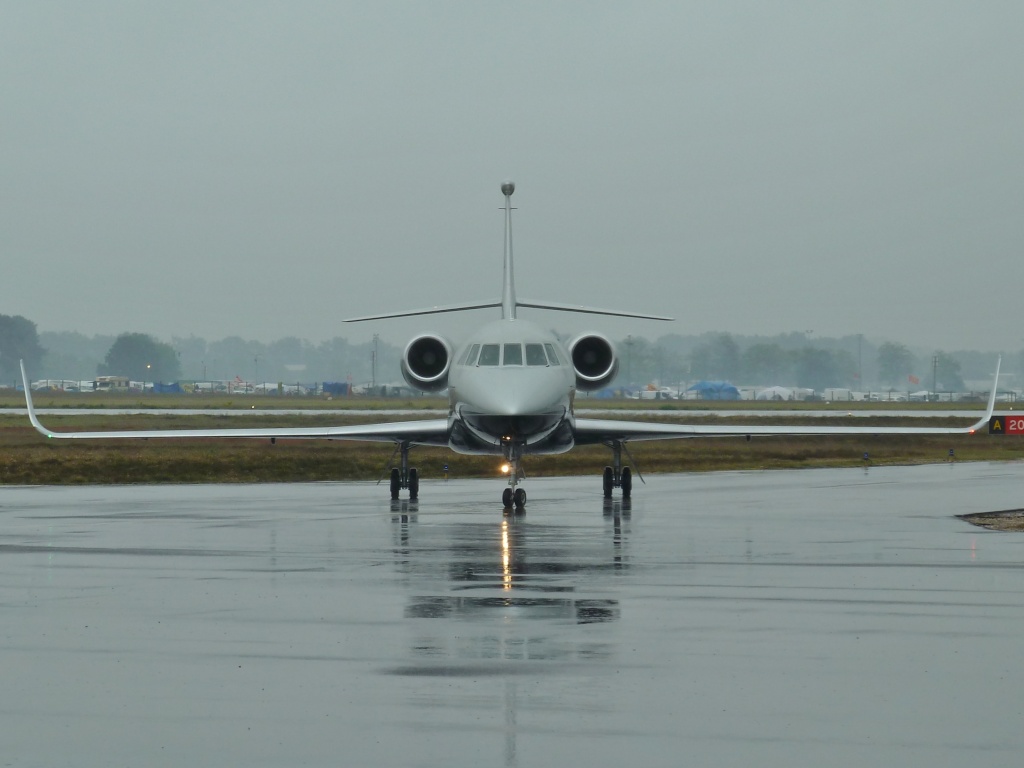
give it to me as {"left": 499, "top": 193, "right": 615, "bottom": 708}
{"left": 20, "top": 362, "right": 450, "bottom": 446}
{"left": 574, "top": 359, "right": 1000, "bottom": 444}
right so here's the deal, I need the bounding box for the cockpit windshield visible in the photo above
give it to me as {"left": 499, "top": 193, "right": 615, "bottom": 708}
{"left": 477, "top": 344, "right": 500, "bottom": 366}
{"left": 465, "top": 342, "right": 559, "bottom": 367}
{"left": 503, "top": 344, "right": 523, "bottom": 366}
{"left": 525, "top": 344, "right": 547, "bottom": 365}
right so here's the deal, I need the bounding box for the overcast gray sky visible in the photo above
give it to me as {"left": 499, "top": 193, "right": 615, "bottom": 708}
{"left": 2, "top": 2, "right": 1021, "bottom": 352}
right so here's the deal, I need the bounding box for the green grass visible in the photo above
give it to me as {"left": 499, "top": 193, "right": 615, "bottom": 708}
{"left": 1, "top": 409, "right": 1020, "bottom": 485}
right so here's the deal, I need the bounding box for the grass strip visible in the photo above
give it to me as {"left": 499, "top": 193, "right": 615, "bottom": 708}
{"left": 1, "top": 412, "right": 1019, "bottom": 485}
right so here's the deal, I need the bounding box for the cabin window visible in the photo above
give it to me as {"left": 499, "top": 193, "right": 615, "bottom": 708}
{"left": 478, "top": 344, "right": 500, "bottom": 366}
{"left": 460, "top": 343, "right": 480, "bottom": 366}
{"left": 525, "top": 344, "right": 547, "bottom": 366}
{"left": 502, "top": 344, "right": 523, "bottom": 366}
{"left": 544, "top": 343, "right": 562, "bottom": 365}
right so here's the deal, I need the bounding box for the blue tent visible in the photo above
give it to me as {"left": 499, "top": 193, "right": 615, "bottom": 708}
{"left": 686, "top": 380, "right": 740, "bottom": 400}
{"left": 323, "top": 381, "right": 351, "bottom": 396}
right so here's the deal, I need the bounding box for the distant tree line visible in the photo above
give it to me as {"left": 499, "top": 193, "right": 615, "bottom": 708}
{"left": 98, "top": 333, "right": 182, "bottom": 382}
{"left": 0, "top": 314, "right": 44, "bottom": 382}
{"left": 0, "top": 314, "right": 1005, "bottom": 392}
{"left": 617, "top": 332, "right": 982, "bottom": 392}
{"left": 35, "top": 330, "right": 400, "bottom": 386}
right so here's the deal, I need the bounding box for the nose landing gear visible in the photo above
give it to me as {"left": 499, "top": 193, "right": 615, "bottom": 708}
{"left": 502, "top": 486, "right": 527, "bottom": 508}
{"left": 501, "top": 439, "right": 526, "bottom": 509}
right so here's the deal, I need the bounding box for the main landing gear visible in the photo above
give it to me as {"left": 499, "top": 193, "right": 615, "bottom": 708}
{"left": 603, "top": 440, "right": 634, "bottom": 499}
{"left": 389, "top": 442, "right": 419, "bottom": 500}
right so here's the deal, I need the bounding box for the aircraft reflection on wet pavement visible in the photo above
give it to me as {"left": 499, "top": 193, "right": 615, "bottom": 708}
{"left": 383, "top": 497, "right": 632, "bottom": 766}
{"left": 388, "top": 498, "right": 630, "bottom": 633}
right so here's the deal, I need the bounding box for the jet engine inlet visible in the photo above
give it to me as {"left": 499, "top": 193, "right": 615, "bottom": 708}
{"left": 401, "top": 334, "right": 453, "bottom": 392}
{"left": 569, "top": 333, "right": 619, "bottom": 391}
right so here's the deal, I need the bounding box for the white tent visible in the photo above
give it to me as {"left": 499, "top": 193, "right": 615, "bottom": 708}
{"left": 756, "top": 386, "right": 794, "bottom": 401}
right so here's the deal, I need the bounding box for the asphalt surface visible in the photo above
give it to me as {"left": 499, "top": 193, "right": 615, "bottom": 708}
{"left": 3, "top": 463, "right": 1024, "bottom": 767}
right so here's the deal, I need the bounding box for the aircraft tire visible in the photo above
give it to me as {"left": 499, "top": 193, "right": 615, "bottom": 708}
{"left": 390, "top": 468, "right": 401, "bottom": 500}
{"left": 408, "top": 468, "right": 419, "bottom": 499}
{"left": 602, "top": 466, "right": 614, "bottom": 498}
{"left": 621, "top": 467, "right": 632, "bottom": 498}
{"left": 502, "top": 488, "right": 513, "bottom": 507}
{"left": 513, "top": 488, "right": 526, "bottom": 507}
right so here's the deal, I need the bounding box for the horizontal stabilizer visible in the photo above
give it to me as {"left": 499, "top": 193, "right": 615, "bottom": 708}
{"left": 346, "top": 298, "right": 673, "bottom": 322}
{"left": 344, "top": 300, "right": 501, "bottom": 322}
{"left": 515, "top": 298, "right": 673, "bottom": 321}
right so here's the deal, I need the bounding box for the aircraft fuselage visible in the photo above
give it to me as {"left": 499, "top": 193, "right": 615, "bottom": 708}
{"left": 446, "top": 318, "right": 577, "bottom": 457}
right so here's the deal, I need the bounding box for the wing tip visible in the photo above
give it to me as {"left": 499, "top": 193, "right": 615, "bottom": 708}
{"left": 20, "top": 360, "right": 54, "bottom": 437}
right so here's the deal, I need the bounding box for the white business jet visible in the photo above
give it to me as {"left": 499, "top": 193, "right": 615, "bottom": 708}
{"left": 21, "top": 181, "right": 999, "bottom": 508}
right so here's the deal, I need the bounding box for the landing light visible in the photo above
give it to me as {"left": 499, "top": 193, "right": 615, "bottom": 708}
{"left": 501, "top": 463, "right": 510, "bottom": 474}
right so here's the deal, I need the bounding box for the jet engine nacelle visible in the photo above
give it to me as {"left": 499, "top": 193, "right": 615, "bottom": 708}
{"left": 401, "top": 334, "right": 453, "bottom": 392}
{"left": 569, "top": 333, "right": 619, "bottom": 391}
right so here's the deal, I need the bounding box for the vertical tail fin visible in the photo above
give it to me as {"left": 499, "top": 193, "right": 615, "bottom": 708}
{"left": 500, "top": 180, "right": 674, "bottom": 322}
{"left": 342, "top": 179, "right": 673, "bottom": 323}
{"left": 501, "top": 180, "right": 516, "bottom": 320}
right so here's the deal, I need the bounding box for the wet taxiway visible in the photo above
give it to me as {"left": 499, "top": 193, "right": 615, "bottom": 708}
{"left": 3, "top": 463, "right": 1024, "bottom": 767}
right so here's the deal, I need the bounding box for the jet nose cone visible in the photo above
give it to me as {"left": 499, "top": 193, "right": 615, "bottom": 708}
{"left": 463, "top": 379, "right": 561, "bottom": 418}
{"left": 497, "top": 388, "right": 563, "bottom": 418}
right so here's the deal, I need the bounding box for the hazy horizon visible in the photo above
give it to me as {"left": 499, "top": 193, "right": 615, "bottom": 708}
{"left": 3, "top": 4, "right": 1021, "bottom": 352}
{"left": 36, "top": 324, "right": 1005, "bottom": 360}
